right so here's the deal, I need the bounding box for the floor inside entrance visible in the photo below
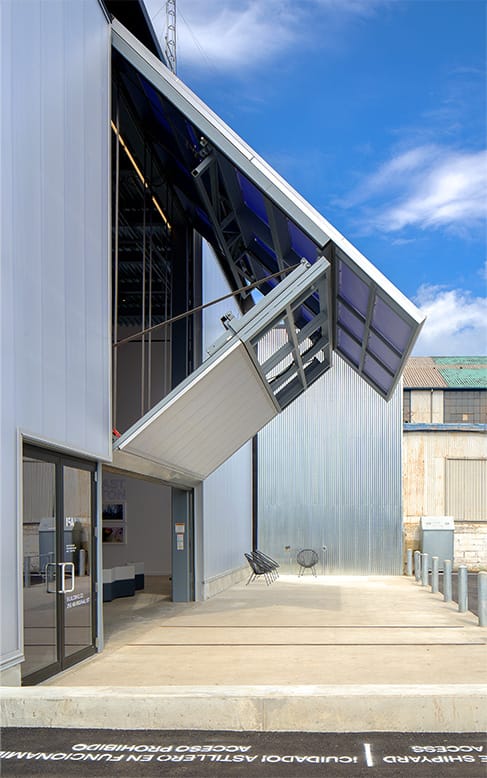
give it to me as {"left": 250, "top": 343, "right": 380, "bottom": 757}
{"left": 42, "top": 574, "right": 486, "bottom": 688}
{"left": 102, "top": 576, "right": 171, "bottom": 646}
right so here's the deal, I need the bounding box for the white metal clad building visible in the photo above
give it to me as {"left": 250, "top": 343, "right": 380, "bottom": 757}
{"left": 1, "top": 0, "right": 424, "bottom": 687}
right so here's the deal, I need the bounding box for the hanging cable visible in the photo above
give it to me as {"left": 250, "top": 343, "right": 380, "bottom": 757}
{"left": 113, "top": 263, "right": 302, "bottom": 348}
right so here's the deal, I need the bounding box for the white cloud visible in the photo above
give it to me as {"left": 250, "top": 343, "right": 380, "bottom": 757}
{"left": 412, "top": 284, "right": 487, "bottom": 356}
{"left": 144, "top": 0, "right": 388, "bottom": 71}
{"left": 346, "top": 146, "right": 487, "bottom": 236}
{"left": 177, "top": 2, "right": 294, "bottom": 69}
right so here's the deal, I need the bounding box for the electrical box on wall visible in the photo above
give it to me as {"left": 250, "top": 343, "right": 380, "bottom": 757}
{"left": 420, "top": 516, "right": 454, "bottom": 571}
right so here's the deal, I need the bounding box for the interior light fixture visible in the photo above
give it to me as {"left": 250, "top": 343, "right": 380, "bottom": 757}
{"left": 111, "top": 120, "right": 171, "bottom": 231}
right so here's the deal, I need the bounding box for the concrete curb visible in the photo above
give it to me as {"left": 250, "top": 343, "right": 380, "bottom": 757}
{"left": 2, "top": 684, "right": 486, "bottom": 732}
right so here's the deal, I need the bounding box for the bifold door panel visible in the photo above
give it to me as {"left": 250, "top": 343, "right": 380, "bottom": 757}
{"left": 113, "top": 258, "right": 330, "bottom": 485}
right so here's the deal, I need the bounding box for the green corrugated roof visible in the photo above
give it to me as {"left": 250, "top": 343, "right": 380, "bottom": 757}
{"left": 428, "top": 357, "right": 487, "bottom": 388}
{"left": 437, "top": 368, "right": 487, "bottom": 388}
{"left": 433, "top": 357, "right": 487, "bottom": 366}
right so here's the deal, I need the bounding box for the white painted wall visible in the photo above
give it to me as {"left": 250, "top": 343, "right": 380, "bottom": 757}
{"left": 0, "top": 0, "right": 110, "bottom": 675}
{"left": 199, "top": 244, "right": 252, "bottom": 594}
{"left": 102, "top": 474, "right": 171, "bottom": 575}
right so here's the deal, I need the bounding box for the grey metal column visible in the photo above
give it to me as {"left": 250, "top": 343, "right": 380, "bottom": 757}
{"left": 406, "top": 549, "right": 413, "bottom": 577}
{"left": 478, "top": 572, "right": 487, "bottom": 627}
{"left": 171, "top": 488, "right": 195, "bottom": 602}
{"left": 170, "top": 226, "right": 199, "bottom": 604}
{"left": 414, "top": 550, "right": 421, "bottom": 582}
{"left": 421, "top": 553, "right": 429, "bottom": 587}
{"left": 458, "top": 565, "right": 468, "bottom": 613}
{"left": 431, "top": 556, "right": 439, "bottom": 594}
{"left": 443, "top": 559, "right": 452, "bottom": 602}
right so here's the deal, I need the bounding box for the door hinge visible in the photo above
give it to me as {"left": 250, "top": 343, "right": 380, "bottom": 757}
{"left": 94, "top": 471, "right": 98, "bottom": 483}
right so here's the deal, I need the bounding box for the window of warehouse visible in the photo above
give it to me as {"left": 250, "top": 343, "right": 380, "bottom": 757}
{"left": 445, "top": 458, "right": 487, "bottom": 521}
{"left": 443, "top": 390, "right": 487, "bottom": 423}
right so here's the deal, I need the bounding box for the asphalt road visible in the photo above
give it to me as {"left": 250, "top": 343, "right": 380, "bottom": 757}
{"left": 1, "top": 729, "right": 486, "bottom": 777}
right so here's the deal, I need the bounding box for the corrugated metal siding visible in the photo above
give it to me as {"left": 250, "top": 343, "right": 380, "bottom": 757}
{"left": 258, "top": 349, "right": 403, "bottom": 574}
{"left": 445, "top": 459, "right": 487, "bottom": 521}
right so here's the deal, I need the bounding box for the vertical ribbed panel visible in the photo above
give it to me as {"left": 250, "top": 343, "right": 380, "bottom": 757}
{"left": 1, "top": 0, "right": 110, "bottom": 666}
{"left": 258, "top": 349, "right": 403, "bottom": 574}
{"left": 446, "top": 459, "right": 487, "bottom": 520}
{"left": 200, "top": 244, "right": 252, "bottom": 581}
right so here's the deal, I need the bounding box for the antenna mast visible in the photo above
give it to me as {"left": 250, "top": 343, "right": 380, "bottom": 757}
{"left": 165, "top": 0, "right": 177, "bottom": 74}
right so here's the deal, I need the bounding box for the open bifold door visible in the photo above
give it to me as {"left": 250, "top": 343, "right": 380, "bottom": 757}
{"left": 111, "top": 19, "right": 426, "bottom": 486}
{"left": 113, "top": 257, "right": 330, "bottom": 487}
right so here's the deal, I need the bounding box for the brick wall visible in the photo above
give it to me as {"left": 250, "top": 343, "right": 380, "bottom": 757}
{"left": 454, "top": 523, "right": 487, "bottom": 570}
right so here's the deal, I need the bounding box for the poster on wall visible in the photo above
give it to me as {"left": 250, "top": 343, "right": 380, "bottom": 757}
{"left": 102, "top": 525, "right": 126, "bottom": 544}
{"left": 102, "top": 502, "right": 126, "bottom": 523}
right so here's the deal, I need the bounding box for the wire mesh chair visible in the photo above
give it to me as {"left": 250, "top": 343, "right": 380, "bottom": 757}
{"left": 253, "top": 550, "right": 279, "bottom": 581}
{"left": 244, "top": 551, "right": 279, "bottom": 585}
{"left": 297, "top": 548, "right": 319, "bottom": 577}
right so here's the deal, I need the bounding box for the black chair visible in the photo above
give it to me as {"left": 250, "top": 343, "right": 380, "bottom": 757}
{"left": 255, "top": 551, "right": 280, "bottom": 581}
{"left": 244, "top": 551, "right": 279, "bottom": 585}
{"left": 244, "top": 553, "right": 272, "bottom": 585}
{"left": 297, "top": 548, "right": 319, "bottom": 577}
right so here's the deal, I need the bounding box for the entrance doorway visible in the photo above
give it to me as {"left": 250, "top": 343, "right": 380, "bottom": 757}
{"left": 22, "top": 445, "right": 97, "bottom": 685}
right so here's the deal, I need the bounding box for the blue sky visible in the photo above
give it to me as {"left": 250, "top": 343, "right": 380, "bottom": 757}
{"left": 144, "top": 0, "right": 486, "bottom": 356}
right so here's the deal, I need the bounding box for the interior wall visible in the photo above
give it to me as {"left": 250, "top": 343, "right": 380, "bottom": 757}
{"left": 114, "top": 326, "right": 171, "bottom": 435}
{"left": 0, "top": 0, "right": 110, "bottom": 675}
{"left": 102, "top": 473, "right": 171, "bottom": 576}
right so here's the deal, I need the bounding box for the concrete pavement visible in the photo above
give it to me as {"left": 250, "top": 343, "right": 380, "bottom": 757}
{"left": 1, "top": 574, "right": 486, "bottom": 731}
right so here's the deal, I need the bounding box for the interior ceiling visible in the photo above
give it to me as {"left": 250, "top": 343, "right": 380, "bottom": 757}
{"left": 111, "top": 20, "right": 425, "bottom": 401}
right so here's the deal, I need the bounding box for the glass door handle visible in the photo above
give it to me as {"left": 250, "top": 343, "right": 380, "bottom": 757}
{"left": 59, "top": 562, "right": 75, "bottom": 594}
{"left": 45, "top": 562, "right": 57, "bottom": 593}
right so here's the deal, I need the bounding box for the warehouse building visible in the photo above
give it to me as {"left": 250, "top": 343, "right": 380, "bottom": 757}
{"left": 0, "top": 0, "right": 424, "bottom": 686}
{"left": 402, "top": 356, "right": 487, "bottom": 569}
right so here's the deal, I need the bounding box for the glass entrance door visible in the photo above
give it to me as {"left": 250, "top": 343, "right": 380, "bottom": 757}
{"left": 22, "top": 446, "right": 97, "bottom": 685}
{"left": 62, "top": 466, "right": 94, "bottom": 661}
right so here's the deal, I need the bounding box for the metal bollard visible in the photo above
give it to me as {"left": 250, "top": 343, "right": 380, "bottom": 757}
{"left": 458, "top": 565, "right": 468, "bottom": 613}
{"left": 414, "top": 550, "right": 421, "bottom": 582}
{"left": 24, "top": 556, "right": 31, "bottom": 588}
{"left": 443, "top": 559, "right": 452, "bottom": 602}
{"left": 478, "top": 572, "right": 487, "bottom": 627}
{"left": 431, "top": 556, "right": 439, "bottom": 594}
{"left": 406, "top": 549, "right": 413, "bottom": 577}
{"left": 421, "top": 553, "right": 429, "bottom": 587}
